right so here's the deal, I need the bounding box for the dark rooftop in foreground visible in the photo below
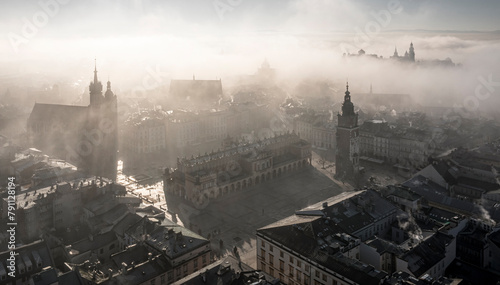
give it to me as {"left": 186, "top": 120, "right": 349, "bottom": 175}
{"left": 172, "top": 255, "right": 280, "bottom": 285}
{"left": 400, "top": 232, "right": 454, "bottom": 278}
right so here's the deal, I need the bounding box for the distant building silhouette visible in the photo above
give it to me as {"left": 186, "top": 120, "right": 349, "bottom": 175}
{"left": 255, "top": 58, "right": 276, "bottom": 84}
{"left": 391, "top": 42, "right": 415, "bottom": 62}
{"left": 345, "top": 42, "right": 456, "bottom": 67}
{"left": 169, "top": 77, "right": 223, "bottom": 103}
{"left": 336, "top": 82, "right": 360, "bottom": 179}
{"left": 27, "top": 62, "right": 118, "bottom": 180}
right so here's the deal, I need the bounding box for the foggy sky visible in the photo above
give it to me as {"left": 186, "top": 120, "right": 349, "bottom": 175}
{"left": 0, "top": 0, "right": 499, "bottom": 111}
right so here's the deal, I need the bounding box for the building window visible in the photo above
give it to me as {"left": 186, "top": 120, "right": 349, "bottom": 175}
{"left": 261, "top": 249, "right": 266, "bottom": 260}
{"left": 315, "top": 270, "right": 320, "bottom": 278}
{"left": 161, "top": 274, "right": 166, "bottom": 284}
{"left": 289, "top": 265, "right": 294, "bottom": 276}
{"left": 280, "top": 260, "right": 284, "bottom": 271}
{"left": 322, "top": 273, "right": 327, "bottom": 282}
{"left": 261, "top": 261, "right": 266, "bottom": 271}
{"left": 269, "top": 245, "right": 273, "bottom": 252}
{"left": 269, "top": 254, "right": 274, "bottom": 266}
{"left": 280, "top": 251, "right": 284, "bottom": 258}
{"left": 289, "top": 256, "right": 294, "bottom": 263}
{"left": 297, "top": 260, "right": 301, "bottom": 268}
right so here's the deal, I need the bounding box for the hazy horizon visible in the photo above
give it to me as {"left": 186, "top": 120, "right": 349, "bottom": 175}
{"left": 1, "top": 0, "right": 500, "bottom": 112}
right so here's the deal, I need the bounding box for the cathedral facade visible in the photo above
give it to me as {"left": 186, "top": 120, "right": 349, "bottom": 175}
{"left": 27, "top": 63, "right": 118, "bottom": 180}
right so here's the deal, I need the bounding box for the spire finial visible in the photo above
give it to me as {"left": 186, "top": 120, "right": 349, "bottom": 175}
{"left": 346, "top": 80, "right": 349, "bottom": 91}
{"left": 93, "top": 57, "right": 98, "bottom": 83}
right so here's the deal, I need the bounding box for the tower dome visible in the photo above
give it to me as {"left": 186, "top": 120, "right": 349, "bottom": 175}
{"left": 105, "top": 80, "right": 114, "bottom": 98}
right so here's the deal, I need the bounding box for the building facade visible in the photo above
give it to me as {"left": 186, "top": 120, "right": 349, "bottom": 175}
{"left": 123, "top": 109, "right": 168, "bottom": 154}
{"left": 164, "top": 133, "right": 311, "bottom": 208}
{"left": 294, "top": 111, "right": 336, "bottom": 151}
{"left": 256, "top": 190, "right": 397, "bottom": 285}
{"left": 359, "top": 120, "right": 430, "bottom": 168}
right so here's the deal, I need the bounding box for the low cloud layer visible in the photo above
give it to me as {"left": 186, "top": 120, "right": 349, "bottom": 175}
{"left": 0, "top": 1, "right": 499, "bottom": 113}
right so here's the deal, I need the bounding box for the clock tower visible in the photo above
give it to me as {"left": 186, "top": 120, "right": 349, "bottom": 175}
{"left": 336, "top": 82, "right": 360, "bottom": 179}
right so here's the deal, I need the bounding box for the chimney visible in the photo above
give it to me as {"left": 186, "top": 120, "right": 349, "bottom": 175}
{"left": 322, "top": 202, "right": 328, "bottom": 209}
{"left": 201, "top": 270, "right": 207, "bottom": 283}
{"left": 121, "top": 262, "right": 128, "bottom": 275}
{"left": 176, "top": 232, "right": 183, "bottom": 241}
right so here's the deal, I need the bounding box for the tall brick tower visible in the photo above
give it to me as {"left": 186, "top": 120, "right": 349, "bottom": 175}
{"left": 85, "top": 60, "right": 118, "bottom": 180}
{"left": 336, "top": 82, "right": 359, "bottom": 179}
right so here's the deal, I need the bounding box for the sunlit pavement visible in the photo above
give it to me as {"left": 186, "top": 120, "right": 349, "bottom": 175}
{"left": 116, "top": 156, "right": 405, "bottom": 268}
{"left": 180, "top": 167, "right": 346, "bottom": 268}
{"left": 116, "top": 159, "right": 348, "bottom": 267}
{"left": 309, "top": 152, "right": 406, "bottom": 189}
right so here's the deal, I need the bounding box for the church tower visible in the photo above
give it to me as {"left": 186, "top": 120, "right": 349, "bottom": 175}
{"left": 409, "top": 42, "right": 415, "bottom": 62}
{"left": 336, "top": 82, "right": 359, "bottom": 179}
{"left": 393, "top": 46, "right": 399, "bottom": 58}
{"left": 89, "top": 59, "right": 103, "bottom": 108}
{"left": 84, "top": 61, "right": 118, "bottom": 180}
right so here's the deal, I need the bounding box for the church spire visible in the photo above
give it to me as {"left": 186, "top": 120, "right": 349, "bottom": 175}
{"left": 94, "top": 57, "right": 98, "bottom": 83}
{"left": 344, "top": 81, "right": 351, "bottom": 102}
{"left": 409, "top": 42, "right": 415, "bottom": 62}
{"left": 89, "top": 59, "right": 103, "bottom": 107}
{"left": 341, "top": 81, "right": 355, "bottom": 117}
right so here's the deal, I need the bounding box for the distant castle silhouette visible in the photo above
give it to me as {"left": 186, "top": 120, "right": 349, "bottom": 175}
{"left": 391, "top": 42, "right": 415, "bottom": 62}
{"left": 343, "top": 42, "right": 456, "bottom": 67}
